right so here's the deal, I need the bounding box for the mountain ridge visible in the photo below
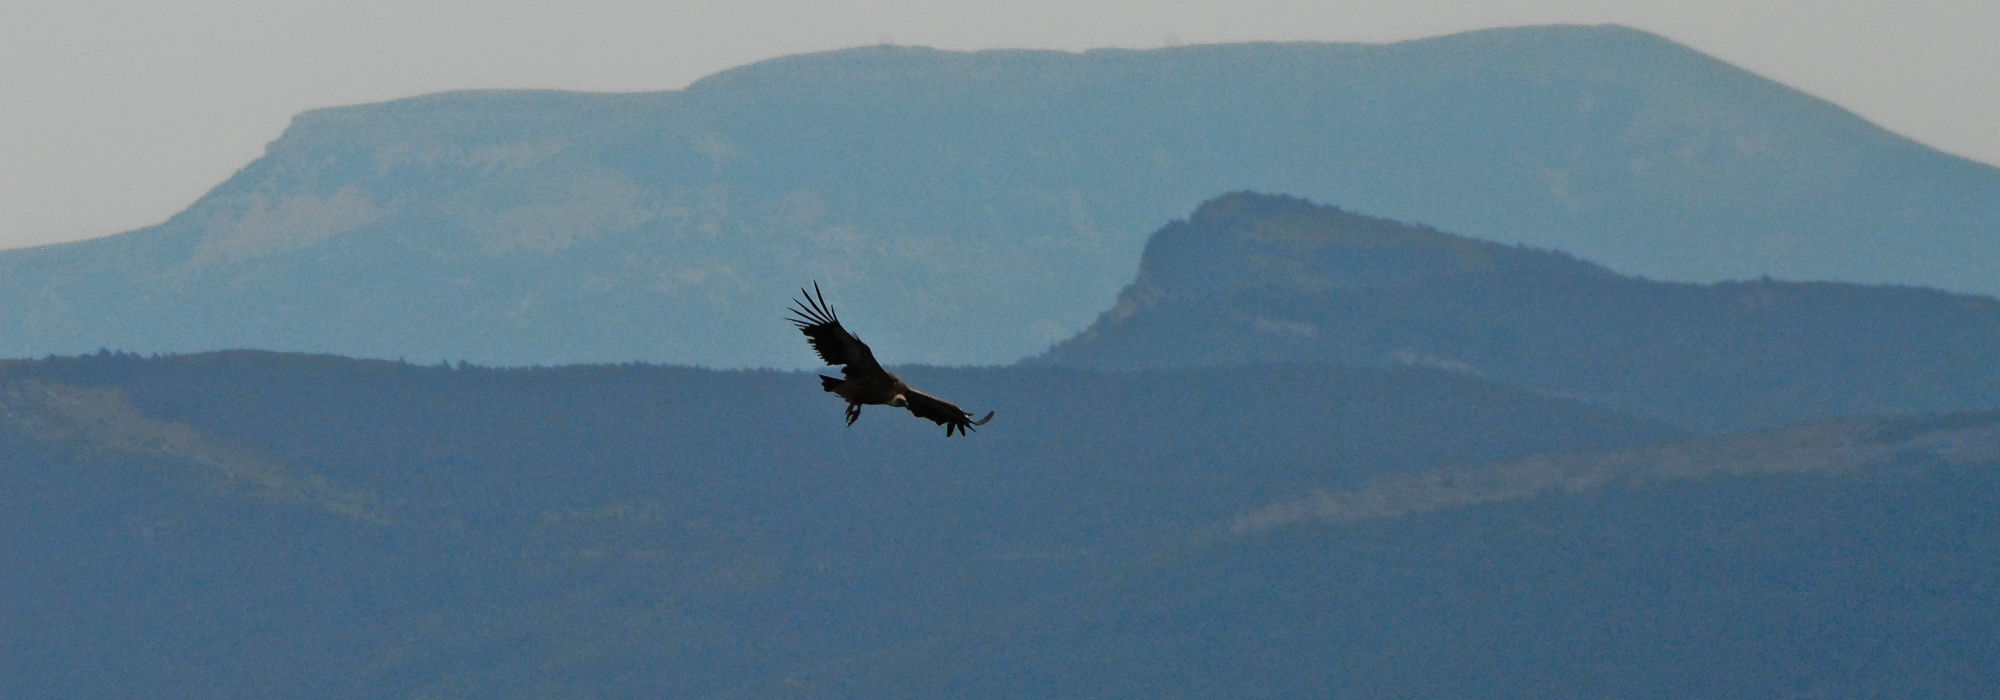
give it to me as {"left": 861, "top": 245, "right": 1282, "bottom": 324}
{"left": 1201, "top": 408, "right": 2000, "bottom": 544}
{"left": 3, "top": 24, "right": 1996, "bottom": 367}
{"left": 1036, "top": 192, "right": 2000, "bottom": 432}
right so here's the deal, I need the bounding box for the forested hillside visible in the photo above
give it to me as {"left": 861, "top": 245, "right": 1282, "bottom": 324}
{"left": 1036, "top": 193, "right": 2000, "bottom": 432}
{"left": 5, "top": 352, "right": 1993, "bottom": 697}
{"left": 1, "top": 351, "right": 1674, "bottom": 698}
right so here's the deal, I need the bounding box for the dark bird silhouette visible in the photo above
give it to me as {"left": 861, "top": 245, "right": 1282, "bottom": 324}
{"left": 789, "top": 283, "right": 995, "bottom": 436}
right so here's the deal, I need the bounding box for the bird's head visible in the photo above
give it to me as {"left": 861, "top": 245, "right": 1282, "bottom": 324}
{"left": 889, "top": 394, "right": 908, "bottom": 408}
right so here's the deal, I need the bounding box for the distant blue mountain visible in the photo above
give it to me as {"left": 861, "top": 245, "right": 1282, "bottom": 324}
{"left": 3, "top": 24, "right": 1995, "bottom": 366}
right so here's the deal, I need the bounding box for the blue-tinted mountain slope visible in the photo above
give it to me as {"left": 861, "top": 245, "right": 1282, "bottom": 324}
{"left": 1035, "top": 193, "right": 2000, "bottom": 431}
{"left": 3, "top": 25, "right": 1995, "bottom": 366}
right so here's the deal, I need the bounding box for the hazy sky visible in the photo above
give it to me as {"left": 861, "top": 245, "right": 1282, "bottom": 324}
{"left": 3, "top": 0, "right": 1995, "bottom": 251}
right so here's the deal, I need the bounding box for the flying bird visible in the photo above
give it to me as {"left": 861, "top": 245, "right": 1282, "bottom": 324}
{"left": 789, "top": 283, "right": 994, "bottom": 436}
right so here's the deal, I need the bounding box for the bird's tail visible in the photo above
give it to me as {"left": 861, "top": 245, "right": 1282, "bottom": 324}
{"left": 818, "top": 375, "right": 841, "bottom": 393}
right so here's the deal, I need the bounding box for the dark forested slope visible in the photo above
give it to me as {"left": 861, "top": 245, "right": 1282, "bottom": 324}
{"left": 6, "top": 352, "right": 1995, "bottom": 697}
{"left": 1034, "top": 193, "right": 2000, "bottom": 432}
{"left": 0, "top": 350, "right": 1674, "bottom": 699}
{"left": 890, "top": 451, "right": 2000, "bottom": 699}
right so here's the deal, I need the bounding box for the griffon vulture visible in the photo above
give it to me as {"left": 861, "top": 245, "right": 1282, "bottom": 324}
{"left": 789, "top": 283, "right": 995, "bottom": 436}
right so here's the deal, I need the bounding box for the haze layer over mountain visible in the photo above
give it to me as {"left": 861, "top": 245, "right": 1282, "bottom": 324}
{"left": 3, "top": 24, "right": 1996, "bottom": 367}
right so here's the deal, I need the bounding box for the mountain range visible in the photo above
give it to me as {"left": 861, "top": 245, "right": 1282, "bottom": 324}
{"left": 5, "top": 186, "right": 1999, "bottom": 696}
{"left": 3, "top": 24, "right": 1997, "bottom": 367}
{"left": 6, "top": 22, "right": 1999, "bottom": 697}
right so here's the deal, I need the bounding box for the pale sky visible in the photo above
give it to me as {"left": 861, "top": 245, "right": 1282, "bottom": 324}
{"left": 3, "top": 0, "right": 1995, "bottom": 251}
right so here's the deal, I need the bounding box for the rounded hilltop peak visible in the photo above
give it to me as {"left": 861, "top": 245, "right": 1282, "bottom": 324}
{"left": 1391, "top": 23, "right": 1698, "bottom": 61}
{"left": 1139, "top": 193, "right": 1609, "bottom": 297}
{"left": 686, "top": 43, "right": 1080, "bottom": 94}
{"left": 1440, "top": 23, "right": 1669, "bottom": 42}
{"left": 1187, "top": 191, "right": 1323, "bottom": 224}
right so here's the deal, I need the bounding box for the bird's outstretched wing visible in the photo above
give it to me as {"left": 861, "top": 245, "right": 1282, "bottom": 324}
{"left": 789, "top": 282, "right": 885, "bottom": 378}
{"left": 903, "top": 388, "right": 995, "bottom": 437}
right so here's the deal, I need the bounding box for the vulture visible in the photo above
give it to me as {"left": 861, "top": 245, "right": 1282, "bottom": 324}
{"left": 789, "top": 283, "right": 995, "bottom": 436}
